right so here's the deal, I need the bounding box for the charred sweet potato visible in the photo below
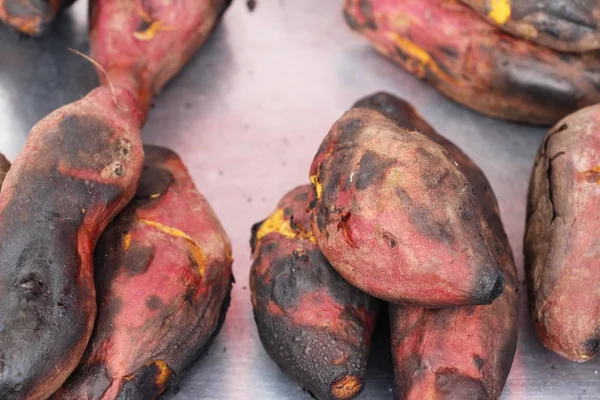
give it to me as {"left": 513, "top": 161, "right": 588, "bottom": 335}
{"left": 525, "top": 106, "right": 600, "bottom": 362}
{"left": 344, "top": 0, "right": 600, "bottom": 125}
{"left": 0, "top": 86, "right": 144, "bottom": 400}
{"left": 0, "top": 154, "right": 10, "bottom": 187}
{"left": 460, "top": 0, "right": 600, "bottom": 52}
{"left": 89, "top": 0, "right": 232, "bottom": 120}
{"left": 53, "top": 146, "right": 233, "bottom": 399}
{"left": 309, "top": 104, "right": 504, "bottom": 306}
{"left": 250, "top": 185, "right": 380, "bottom": 400}
{"left": 354, "top": 92, "right": 518, "bottom": 399}
{"left": 0, "top": 0, "right": 75, "bottom": 36}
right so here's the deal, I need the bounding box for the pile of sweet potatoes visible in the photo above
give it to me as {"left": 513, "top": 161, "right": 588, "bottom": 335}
{"left": 0, "top": 1, "right": 233, "bottom": 399}
{"left": 251, "top": 92, "right": 519, "bottom": 400}
{"left": 344, "top": 0, "right": 600, "bottom": 125}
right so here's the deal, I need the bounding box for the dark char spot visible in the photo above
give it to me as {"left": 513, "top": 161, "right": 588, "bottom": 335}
{"left": 123, "top": 245, "right": 155, "bottom": 276}
{"left": 145, "top": 295, "right": 163, "bottom": 311}
{"left": 355, "top": 151, "right": 394, "bottom": 191}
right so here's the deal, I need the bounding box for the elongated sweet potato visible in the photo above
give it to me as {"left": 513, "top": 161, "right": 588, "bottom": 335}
{"left": 0, "top": 154, "right": 10, "bottom": 186}
{"left": 89, "top": 0, "right": 232, "bottom": 120}
{"left": 354, "top": 92, "right": 518, "bottom": 399}
{"left": 0, "top": 0, "right": 75, "bottom": 36}
{"left": 460, "top": 0, "right": 600, "bottom": 52}
{"left": 53, "top": 146, "right": 233, "bottom": 400}
{"left": 344, "top": 0, "right": 600, "bottom": 125}
{"left": 309, "top": 104, "right": 504, "bottom": 306}
{"left": 0, "top": 86, "right": 144, "bottom": 400}
{"left": 250, "top": 185, "right": 380, "bottom": 400}
{"left": 525, "top": 106, "right": 600, "bottom": 362}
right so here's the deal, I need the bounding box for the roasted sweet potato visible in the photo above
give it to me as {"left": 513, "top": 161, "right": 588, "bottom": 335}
{"left": 344, "top": 0, "right": 600, "bottom": 125}
{"left": 250, "top": 185, "right": 380, "bottom": 400}
{"left": 309, "top": 104, "right": 504, "bottom": 306}
{"left": 0, "top": 0, "right": 75, "bottom": 36}
{"left": 53, "top": 146, "right": 233, "bottom": 400}
{"left": 525, "top": 106, "right": 600, "bottom": 362}
{"left": 0, "top": 153, "right": 10, "bottom": 186}
{"left": 0, "top": 86, "right": 144, "bottom": 400}
{"left": 354, "top": 92, "right": 518, "bottom": 399}
{"left": 460, "top": 0, "right": 600, "bottom": 52}
{"left": 90, "top": 0, "right": 232, "bottom": 120}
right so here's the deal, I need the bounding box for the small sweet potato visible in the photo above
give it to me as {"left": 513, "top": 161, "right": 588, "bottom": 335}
{"left": 354, "top": 92, "right": 518, "bottom": 399}
{"left": 90, "top": 0, "right": 232, "bottom": 120}
{"left": 344, "top": 0, "right": 600, "bottom": 125}
{"left": 460, "top": 0, "right": 600, "bottom": 52}
{"left": 308, "top": 104, "right": 504, "bottom": 306}
{"left": 250, "top": 185, "right": 380, "bottom": 400}
{"left": 53, "top": 146, "right": 233, "bottom": 399}
{"left": 525, "top": 105, "right": 600, "bottom": 362}
{"left": 0, "top": 86, "right": 144, "bottom": 400}
{"left": 0, "top": 0, "right": 75, "bottom": 36}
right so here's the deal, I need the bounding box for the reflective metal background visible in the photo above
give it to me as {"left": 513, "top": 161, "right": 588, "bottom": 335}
{"left": 0, "top": 1, "right": 598, "bottom": 399}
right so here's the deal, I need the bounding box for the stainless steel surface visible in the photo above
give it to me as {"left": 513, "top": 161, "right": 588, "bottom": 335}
{"left": 1, "top": 1, "right": 599, "bottom": 399}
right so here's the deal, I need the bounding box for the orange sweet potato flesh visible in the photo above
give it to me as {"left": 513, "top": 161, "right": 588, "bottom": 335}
{"left": 0, "top": 86, "right": 144, "bottom": 400}
{"left": 344, "top": 0, "right": 600, "bottom": 125}
{"left": 525, "top": 106, "right": 600, "bottom": 362}
{"left": 250, "top": 185, "right": 380, "bottom": 400}
{"left": 52, "top": 146, "right": 233, "bottom": 400}
{"left": 309, "top": 104, "right": 504, "bottom": 306}
{"left": 0, "top": 0, "right": 75, "bottom": 36}
{"left": 354, "top": 92, "right": 518, "bottom": 399}
{"left": 460, "top": 0, "right": 600, "bottom": 52}
{"left": 89, "top": 0, "right": 232, "bottom": 121}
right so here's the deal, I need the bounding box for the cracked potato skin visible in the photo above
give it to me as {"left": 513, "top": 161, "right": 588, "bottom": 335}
{"left": 90, "top": 0, "right": 232, "bottom": 120}
{"left": 0, "top": 0, "right": 75, "bottom": 36}
{"left": 52, "top": 146, "right": 233, "bottom": 400}
{"left": 344, "top": 0, "right": 600, "bottom": 125}
{"left": 0, "top": 86, "right": 144, "bottom": 400}
{"left": 354, "top": 92, "right": 518, "bottom": 399}
{"left": 525, "top": 106, "right": 600, "bottom": 362}
{"left": 309, "top": 105, "right": 503, "bottom": 306}
{"left": 250, "top": 185, "right": 379, "bottom": 400}
{"left": 460, "top": 0, "right": 600, "bottom": 52}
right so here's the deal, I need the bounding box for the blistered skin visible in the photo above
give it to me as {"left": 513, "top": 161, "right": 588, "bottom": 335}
{"left": 250, "top": 185, "right": 379, "bottom": 400}
{"left": 355, "top": 93, "right": 518, "bottom": 399}
{"left": 309, "top": 107, "right": 503, "bottom": 306}
{"left": 53, "top": 146, "right": 233, "bottom": 400}
{"left": 525, "top": 106, "right": 600, "bottom": 362}
{"left": 90, "top": 0, "right": 232, "bottom": 120}
{"left": 461, "top": 0, "right": 600, "bottom": 52}
{"left": 344, "top": 0, "right": 600, "bottom": 125}
{"left": 0, "top": 86, "right": 144, "bottom": 400}
{"left": 0, "top": 0, "right": 75, "bottom": 36}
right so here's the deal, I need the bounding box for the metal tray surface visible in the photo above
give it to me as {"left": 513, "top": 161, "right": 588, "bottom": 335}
{"left": 0, "top": 1, "right": 598, "bottom": 399}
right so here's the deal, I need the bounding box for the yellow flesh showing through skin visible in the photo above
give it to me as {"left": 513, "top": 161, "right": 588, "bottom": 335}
{"left": 256, "top": 208, "right": 316, "bottom": 244}
{"left": 488, "top": 0, "right": 511, "bottom": 25}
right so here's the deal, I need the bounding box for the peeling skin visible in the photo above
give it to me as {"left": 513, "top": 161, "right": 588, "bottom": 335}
{"left": 250, "top": 185, "right": 380, "bottom": 400}
{"left": 344, "top": 0, "right": 600, "bottom": 125}
{"left": 309, "top": 105, "right": 503, "bottom": 307}
{"left": 0, "top": 0, "right": 75, "bottom": 36}
{"left": 354, "top": 92, "right": 518, "bottom": 399}
{"left": 89, "top": 0, "right": 232, "bottom": 121}
{"left": 52, "top": 146, "right": 233, "bottom": 400}
{"left": 0, "top": 87, "right": 143, "bottom": 400}
{"left": 525, "top": 105, "right": 600, "bottom": 362}
{"left": 461, "top": 0, "right": 600, "bottom": 52}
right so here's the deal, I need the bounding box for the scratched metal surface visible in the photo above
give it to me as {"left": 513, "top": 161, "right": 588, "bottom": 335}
{"left": 0, "top": 0, "right": 598, "bottom": 399}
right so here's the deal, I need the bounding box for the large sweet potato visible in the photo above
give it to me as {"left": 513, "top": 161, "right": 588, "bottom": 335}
{"left": 90, "top": 0, "right": 232, "bottom": 120}
{"left": 53, "top": 146, "right": 233, "bottom": 399}
{"left": 308, "top": 104, "right": 504, "bottom": 306}
{"left": 0, "top": 86, "right": 144, "bottom": 400}
{"left": 460, "top": 0, "right": 600, "bottom": 52}
{"left": 344, "top": 0, "right": 600, "bottom": 125}
{"left": 525, "top": 106, "right": 600, "bottom": 362}
{"left": 354, "top": 92, "right": 518, "bottom": 399}
{"left": 250, "top": 185, "right": 380, "bottom": 400}
{"left": 0, "top": 0, "right": 75, "bottom": 36}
